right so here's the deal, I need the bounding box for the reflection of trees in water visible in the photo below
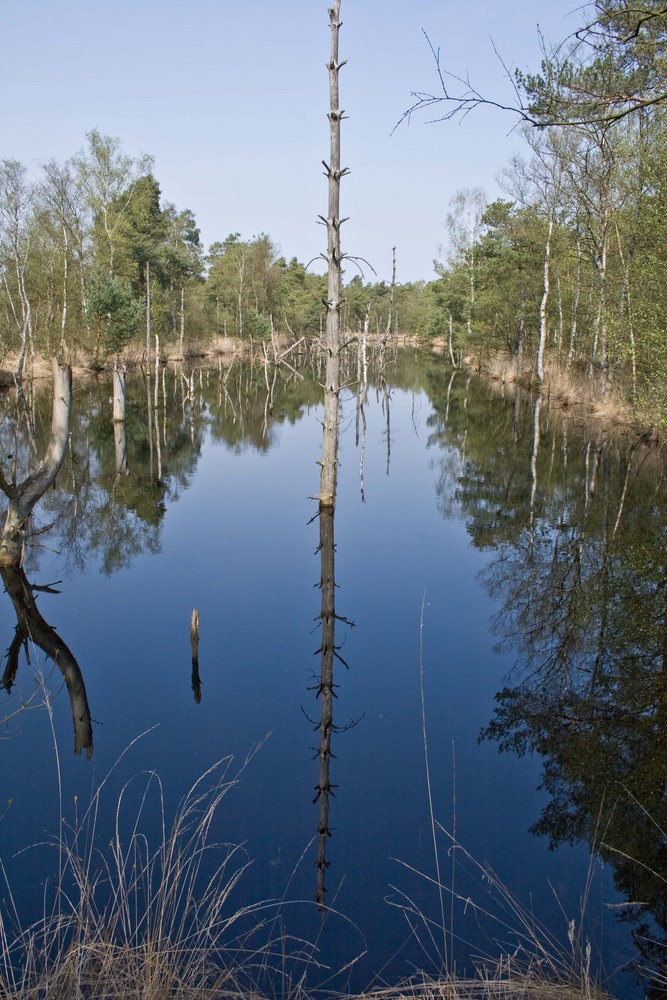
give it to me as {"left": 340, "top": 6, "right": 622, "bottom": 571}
{"left": 0, "top": 363, "right": 326, "bottom": 576}
{"left": 425, "top": 371, "right": 667, "bottom": 992}
{"left": 1, "top": 566, "right": 93, "bottom": 757}
{"left": 0, "top": 359, "right": 93, "bottom": 757}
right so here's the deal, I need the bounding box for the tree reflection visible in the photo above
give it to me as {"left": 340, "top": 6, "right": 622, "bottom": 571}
{"left": 425, "top": 371, "right": 667, "bottom": 992}
{"left": 1, "top": 566, "right": 93, "bottom": 757}
{"left": 0, "top": 358, "right": 93, "bottom": 757}
{"left": 0, "top": 362, "right": 322, "bottom": 578}
{"left": 313, "top": 503, "right": 337, "bottom": 906}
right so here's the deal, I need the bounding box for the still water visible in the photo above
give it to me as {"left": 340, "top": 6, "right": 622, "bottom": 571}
{"left": 0, "top": 349, "right": 661, "bottom": 995}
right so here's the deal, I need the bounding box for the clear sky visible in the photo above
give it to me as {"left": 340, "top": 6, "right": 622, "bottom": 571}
{"left": 3, "top": 1, "right": 581, "bottom": 285}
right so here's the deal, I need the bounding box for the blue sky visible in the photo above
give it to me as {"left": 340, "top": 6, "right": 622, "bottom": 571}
{"left": 4, "top": 1, "right": 581, "bottom": 283}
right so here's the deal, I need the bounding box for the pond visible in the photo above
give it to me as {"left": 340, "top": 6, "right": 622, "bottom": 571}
{"left": 0, "top": 347, "right": 660, "bottom": 997}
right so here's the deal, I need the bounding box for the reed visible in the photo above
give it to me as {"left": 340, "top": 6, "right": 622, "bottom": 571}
{"left": 0, "top": 748, "right": 300, "bottom": 1000}
{"left": 383, "top": 604, "right": 615, "bottom": 1000}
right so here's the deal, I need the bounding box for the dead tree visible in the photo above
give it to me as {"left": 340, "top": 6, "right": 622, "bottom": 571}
{"left": 1, "top": 567, "right": 93, "bottom": 757}
{"left": 113, "top": 363, "right": 129, "bottom": 476}
{"left": 314, "top": 0, "right": 347, "bottom": 908}
{"left": 0, "top": 356, "right": 71, "bottom": 567}
{"left": 318, "top": 0, "right": 348, "bottom": 508}
{"left": 0, "top": 356, "right": 92, "bottom": 756}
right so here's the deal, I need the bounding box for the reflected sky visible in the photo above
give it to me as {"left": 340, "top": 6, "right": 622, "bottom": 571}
{"left": 0, "top": 357, "right": 643, "bottom": 996}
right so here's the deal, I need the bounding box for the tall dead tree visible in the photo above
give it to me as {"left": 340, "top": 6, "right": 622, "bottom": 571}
{"left": 318, "top": 0, "right": 347, "bottom": 508}
{"left": 314, "top": 0, "right": 347, "bottom": 909}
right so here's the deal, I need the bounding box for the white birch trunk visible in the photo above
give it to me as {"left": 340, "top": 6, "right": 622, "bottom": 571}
{"left": 536, "top": 216, "right": 553, "bottom": 384}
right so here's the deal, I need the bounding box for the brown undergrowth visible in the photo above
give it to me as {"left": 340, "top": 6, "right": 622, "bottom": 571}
{"left": 356, "top": 971, "right": 609, "bottom": 1000}
{"left": 0, "top": 740, "right": 316, "bottom": 1000}
{"left": 466, "top": 350, "right": 667, "bottom": 453}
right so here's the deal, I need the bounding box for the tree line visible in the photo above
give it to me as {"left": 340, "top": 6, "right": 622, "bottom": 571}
{"left": 414, "top": 1, "right": 667, "bottom": 424}
{"left": 7, "top": 2, "right": 667, "bottom": 427}
{"left": 0, "top": 129, "right": 445, "bottom": 369}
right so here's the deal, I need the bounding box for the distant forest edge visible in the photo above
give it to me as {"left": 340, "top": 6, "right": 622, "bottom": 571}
{"left": 7, "top": 1, "right": 667, "bottom": 435}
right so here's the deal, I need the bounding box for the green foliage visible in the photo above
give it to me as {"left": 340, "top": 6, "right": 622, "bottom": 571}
{"left": 87, "top": 270, "right": 143, "bottom": 355}
{"left": 7, "top": 101, "right": 667, "bottom": 426}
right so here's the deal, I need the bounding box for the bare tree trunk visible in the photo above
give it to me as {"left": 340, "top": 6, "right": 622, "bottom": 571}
{"left": 145, "top": 260, "right": 151, "bottom": 367}
{"left": 78, "top": 253, "right": 91, "bottom": 345}
{"left": 1, "top": 565, "right": 93, "bottom": 757}
{"left": 614, "top": 221, "right": 637, "bottom": 408}
{"left": 448, "top": 314, "right": 456, "bottom": 367}
{"left": 536, "top": 216, "right": 553, "bottom": 384}
{"left": 61, "top": 225, "right": 69, "bottom": 348}
{"left": 516, "top": 315, "right": 526, "bottom": 379}
{"left": 385, "top": 246, "right": 396, "bottom": 342}
{"left": 113, "top": 363, "right": 126, "bottom": 423}
{"left": 238, "top": 253, "right": 245, "bottom": 340}
{"left": 180, "top": 287, "right": 186, "bottom": 357}
{"left": 113, "top": 363, "right": 129, "bottom": 476}
{"left": 0, "top": 357, "right": 71, "bottom": 566}
{"left": 315, "top": 0, "right": 348, "bottom": 910}
{"left": 319, "top": 0, "right": 347, "bottom": 508}
{"left": 566, "top": 237, "right": 582, "bottom": 373}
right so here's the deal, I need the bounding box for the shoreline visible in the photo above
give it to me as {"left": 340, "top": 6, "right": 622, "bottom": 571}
{"left": 457, "top": 348, "right": 666, "bottom": 451}
{"left": 2, "top": 337, "right": 664, "bottom": 459}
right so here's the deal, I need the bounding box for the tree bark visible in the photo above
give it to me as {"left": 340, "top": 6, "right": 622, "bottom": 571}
{"left": 0, "top": 357, "right": 71, "bottom": 566}
{"left": 319, "top": 0, "right": 346, "bottom": 508}
{"left": 315, "top": 0, "right": 347, "bottom": 909}
{"left": 536, "top": 216, "right": 554, "bottom": 384}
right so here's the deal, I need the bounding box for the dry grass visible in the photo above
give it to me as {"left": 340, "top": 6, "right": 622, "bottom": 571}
{"left": 356, "top": 967, "right": 610, "bottom": 1000}
{"left": 0, "top": 751, "right": 303, "bottom": 1000}
{"left": 471, "top": 351, "right": 647, "bottom": 440}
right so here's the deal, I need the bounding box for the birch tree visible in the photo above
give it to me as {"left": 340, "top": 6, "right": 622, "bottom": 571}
{"left": 444, "top": 187, "right": 487, "bottom": 343}
{"left": 73, "top": 129, "right": 153, "bottom": 279}
{"left": 0, "top": 160, "right": 35, "bottom": 385}
{"left": 39, "top": 159, "right": 90, "bottom": 348}
{"left": 501, "top": 128, "right": 571, "bottom": 383}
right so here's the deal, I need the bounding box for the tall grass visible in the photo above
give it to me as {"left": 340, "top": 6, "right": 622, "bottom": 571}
{"left": 388, "top": 831, "right": 611, "bottom": 999}
{"left": 383, "top": 603, "right": 615, "bottom": 1000}
{"left": 0, "top": 746, "right": 307, "bottom": 1000}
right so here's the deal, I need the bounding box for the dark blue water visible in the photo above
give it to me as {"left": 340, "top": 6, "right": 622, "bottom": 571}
{"left": 0, "top": 355, "right": 648, "bottom": 995}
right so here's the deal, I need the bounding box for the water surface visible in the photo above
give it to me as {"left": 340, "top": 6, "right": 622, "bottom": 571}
{"left": 0, "top": 351, "right": 657, "bottom": 995}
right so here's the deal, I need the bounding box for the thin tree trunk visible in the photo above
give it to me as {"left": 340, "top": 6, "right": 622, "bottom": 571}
{"left": 448, "top": 315, "right": 456, "bottom": 367}
{"left": 566, "top": 238, "right": 582, "bottom": 373}
{"left": 61, "top": 225, "right": 69, "bottom": 348}
{"left": 315, "top": 0, "right": 347, "bottom": 910}
{"left": 145, "top": 260, "right": 151, "bottom": 366}
{"left": 180, "top": 287, "right": 186, "bottom": 357}
{"left": 614, "top": 221, "right": 637, "bottom": 408}
{"left": 536, "top": 216, "right": 553, "bottom": 384}
{"left": 318, "top": 0, "right": 347, "bottom": 507}
{"left": 385, "top": 246, "right": 396, "bottom": 342}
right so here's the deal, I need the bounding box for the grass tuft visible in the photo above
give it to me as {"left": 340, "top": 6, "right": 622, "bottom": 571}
{"left": 0, "top": 751, "right": 304, "bottom": 999}
{"left": 356, "top": 968, "right": 610, "bottom": 1000}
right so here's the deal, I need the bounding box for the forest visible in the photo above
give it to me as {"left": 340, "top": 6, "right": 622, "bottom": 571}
{"left": 3, "top": 2, "right": 667, "bottom": 427}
